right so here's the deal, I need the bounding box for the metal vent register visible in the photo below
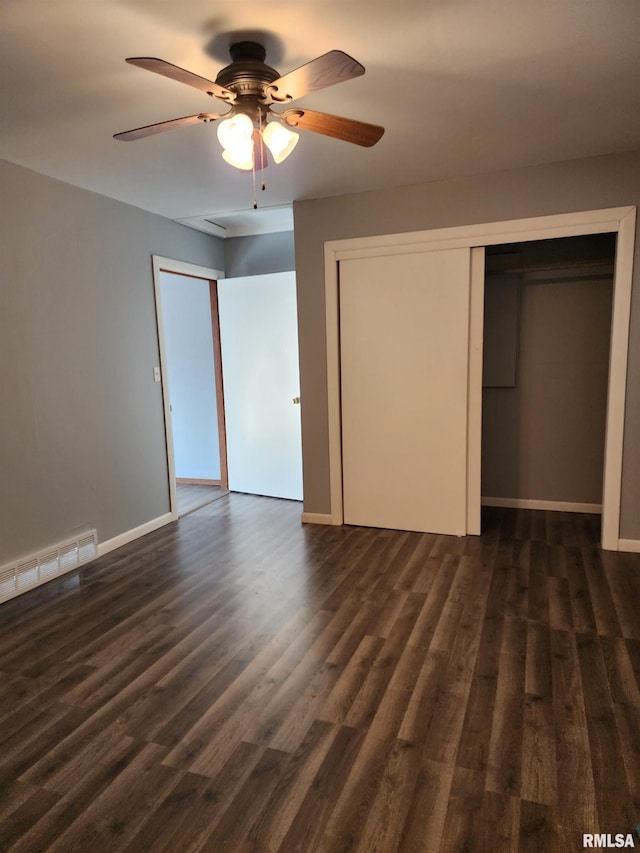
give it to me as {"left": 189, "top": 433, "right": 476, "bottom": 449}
{"left": 0, "top": 531, "right": 97, "bottom": 603}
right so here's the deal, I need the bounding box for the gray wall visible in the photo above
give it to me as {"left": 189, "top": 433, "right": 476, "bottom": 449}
{"left": 0, "top": 160, "right": 223, "bottom": 565}
{"left": 293, "top": 148, "right": 640, "bottom": 540}
{"left": 223, "top": 231, "right": 295, "bottom": 278}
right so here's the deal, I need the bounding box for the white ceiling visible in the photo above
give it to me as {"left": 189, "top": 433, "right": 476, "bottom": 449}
{"left": 2, "top": 0, "right": 639, "bottom": 232}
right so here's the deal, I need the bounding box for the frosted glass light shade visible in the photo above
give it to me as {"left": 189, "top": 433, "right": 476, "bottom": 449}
{"left": 222, "top": 144, "right": 254, "bottom": 170}
{"left": 217, "top": 113, "right": 253, "bottom": 150}
{"left": 262, "top": 121, "right": 299, "bottom": 164}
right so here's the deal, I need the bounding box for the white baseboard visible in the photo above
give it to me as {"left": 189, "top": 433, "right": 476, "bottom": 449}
{"left": 617, "top": 538, "right": 640, "bottom": 553}
{"left": 301, "top": 512, "right": 336, "bottom": 525}
{"left": 176, "top": 478, "right": 221, "bottom": 486}
{"left": 98, "top": 512, "right": 173, "bottom": 557}
{"left": 481, "top": 497, "right": 602, "bottom": 514}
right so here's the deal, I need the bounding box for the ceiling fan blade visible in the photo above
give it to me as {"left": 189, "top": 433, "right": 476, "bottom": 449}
{"left": 125, "top": 57, "right": 236, "bottom": 103}
{"left": 266, "top": 51, "right": 364, "bottom": 103}
{"left": 114, "top": 113, "right": 221, "bottom": 141}
{"left": 280, "top": 108, "right": 384, "bottom": 147}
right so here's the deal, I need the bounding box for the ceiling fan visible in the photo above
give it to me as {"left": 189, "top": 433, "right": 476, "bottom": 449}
{"left": 114, "top": 41, "right": 385, "bottom": 172}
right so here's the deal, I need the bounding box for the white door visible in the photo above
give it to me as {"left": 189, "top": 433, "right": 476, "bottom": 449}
{"left": 339, "top": 248, "right": 472, "bottom": 535}
{"left": 217, "top": 271, "right": 303, "bottom": 500}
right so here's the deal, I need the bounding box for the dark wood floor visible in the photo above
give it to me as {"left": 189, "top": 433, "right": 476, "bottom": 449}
{"left": 1, "top": 495, "right": 639, "bottom": 852}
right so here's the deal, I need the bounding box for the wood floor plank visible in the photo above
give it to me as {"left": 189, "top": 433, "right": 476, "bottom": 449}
{"left": 429, "top": 554, "right": 482, "bottom": 652}
{"left": 397, "top": 757, "right": 455, "bottom": 852}
{"left": 22, "top": 742, "right": 174, "bottom": 852}
{"left": 421, "top": 593, "right": 488, "bottom": 766}
{"left": 404, "top": 553, "right": 460, "bottom": 649}
{"left": 244, "top": 644, "right": 343, "bottom": 753}
{"left": 576, "top": 631, "right": 637, "bottom": 832}
{"left": 565, "top": 546, "right": 598, "bottom": 634}
{"left": 527, "top": 540, "right": 549, "bottom": 623}
{"left": 7, "top": 798, "right": 85, "bottom": 853}
{"left": 0, "top": 703, "right": 91, "bottom": 788}
{"left": 151, "top": 741, "right": 264, "bottom": 853}
{"left": 485, "top": 616, "right": 527, "bottom": 796}
{"left": 438, "top": 765, "right": 485, "bottom": 853}
{"left": 21, "top": 719, "right": 137, "bottom": 791}
{"left": 277, "top": 724, "right": 365, "bottom": 853}
{"left": 521, "top": 621, "right": 556, "bottom": 805}
{"left": 120, "top": 600, "right": 286, "bottom": 743}
{"left": 550, "top": 627, "right": 590, "bottom": 729}
{"left": 243, "top": 720, "right": 338, "bottom": 851}
{"left": 10, "top": 736, "right": 148, "bottom": 852}
{"left": 316, "top": 634, "right": 385, "bottom": 725}
{"left": 397, "top": 647, "right": 449, "bottom": 745}
{"left": 547, "top": 575, "right": 574, "bottom": 631}
{"left": 455, "top": 672, "right": 497, "bottom": 775}
{"left": 505, "top": 540, "right": 530, "bottom": 619}
{"left": 582, "top": 545, "right": 624, "bottom": 637}
{"left": 520, "top": 692, "right": 557, "bottom": 806}
{"left": 525, "top": 620, "right": 552, "bottom": 699}
{"left": 164, "top": 608, "right": 332, "bottom": 775}
{"left": 599, "top": 636, "right": 640, "bottom": 810}
{"left": 314, "top": 731, "right": 398, "bottom": 853}
{"left": 518, "top": 799, "right": 555, "bottom": 853}
{"left": 392, "top": 532, "right": 438, "bottom": 592}
{"left": 352, "top": 738, "right": 421, "bottom": 853}
{"left": 340, "top": 599, "right": 426, "bottom": 739}
{"left": 547, "top": 541, "right": 569, "bottom": 577}
{"left": 197, "top": 747, "right": 291, "bottom": 852}
{"left": 60, "top": 623, "right": 190, "bottom": 712}
{"left": 120, "top": 770, "right": 213, "bottom": 853}
{"left": 550, "top": 627, "right": 599, "bottom": 831}
{"left": 469, "top": 790, "right": 520, "bottom": 853}
{"left": 0, "top": 785, "right": 61, "bottom": 852}
{"left": 0, "top": 495, "right": 638, "bottom": 851}
{"left": 544, "top": 511, "right": 563, "bottom": 547}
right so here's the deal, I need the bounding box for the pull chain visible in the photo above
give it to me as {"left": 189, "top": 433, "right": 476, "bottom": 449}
{"left": 259, "top": 112, "right": 266, "bottom": 192}
{"left": 252, "top": 131, "right": 257, "bottom": 209}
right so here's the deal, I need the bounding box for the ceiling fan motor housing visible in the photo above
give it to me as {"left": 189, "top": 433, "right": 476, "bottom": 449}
{"left": 215, "top": 41, "right": 280, "bottom": 120}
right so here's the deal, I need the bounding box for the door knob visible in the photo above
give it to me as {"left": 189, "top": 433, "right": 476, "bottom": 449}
{"left": 291, "top": 396, "right": 300, "bottom": 405}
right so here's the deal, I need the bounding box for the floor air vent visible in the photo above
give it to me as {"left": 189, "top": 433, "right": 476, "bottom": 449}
{"left": 0, "top": 531, "right": 98, "bottom": 604}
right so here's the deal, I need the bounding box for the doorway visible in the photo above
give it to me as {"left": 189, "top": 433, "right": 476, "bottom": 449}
{"left": 323, "top": 206, "right": 636, "bottom": 550}
{"left": 154, "top": 260, "right": 228, "bottom": 518}
{"left": 153, "top": 258, "right": 303, "bottom": 518}
{"left": 481, "top": 234, "right": 616, "bottom": 515}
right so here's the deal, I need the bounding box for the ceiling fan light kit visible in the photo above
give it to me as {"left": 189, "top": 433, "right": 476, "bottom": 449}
{"left": 216, "top": 111, "right": 299, "bottom": 170}
{"left": 261, "top": 121, "right": 299, "bottom": 164}
{"left": 217, "top": 112, "right": 254, "bottom": 169}
{"left": 114, "top": 40, "right": 384, "bottom": 202}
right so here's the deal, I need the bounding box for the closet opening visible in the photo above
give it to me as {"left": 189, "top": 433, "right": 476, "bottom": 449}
{"left": 481, "top": 233, "right": 617, "bottom": 527}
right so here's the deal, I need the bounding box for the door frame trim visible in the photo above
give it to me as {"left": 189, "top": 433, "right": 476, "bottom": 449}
{"left": 152, "top": 256, "right": 226, "bottom": 520}
{"left": 323, "top": 206, "right": 636, "bottom": 550}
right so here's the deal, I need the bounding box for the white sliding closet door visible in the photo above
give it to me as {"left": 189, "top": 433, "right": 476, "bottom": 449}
{"left": 340, "top": 248, "right": 472, "bottom": 535}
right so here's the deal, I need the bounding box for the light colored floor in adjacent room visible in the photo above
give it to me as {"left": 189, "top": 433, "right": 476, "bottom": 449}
{"left": 176, "top": 484, "right": 229, "bottom": 517}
